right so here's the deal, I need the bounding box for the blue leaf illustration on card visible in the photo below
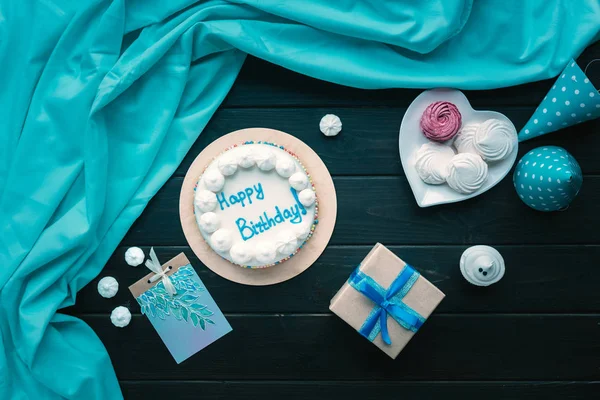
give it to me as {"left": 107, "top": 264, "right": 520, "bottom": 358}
{"left": 137, "top": 265, "right": 215, "bottom": 330}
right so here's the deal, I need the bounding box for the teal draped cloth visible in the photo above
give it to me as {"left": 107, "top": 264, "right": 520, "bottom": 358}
{"left": 1, "top": 0, "right": 598, "bottom": 398}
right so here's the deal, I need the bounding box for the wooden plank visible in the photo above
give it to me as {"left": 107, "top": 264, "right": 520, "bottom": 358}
{"left": 221, "top": 43, "right": 600, "bottom": 108}
{"left": 176, "top": 108, "right": 600, "bottom": 177}
{"left": 83, "top": 314, "right": 600, "bottom": 380}
{"left": 121, "top": 177, "right": 600, "bottom": 246}
{"left": 120, "top": 381, "right": 600, "bottom": 400}
{"left": 70, "top": 245, "right": 600, "bottom": 314}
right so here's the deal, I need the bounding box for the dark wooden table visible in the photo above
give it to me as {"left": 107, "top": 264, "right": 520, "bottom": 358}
{"left": 68, "top": 43, "right": 600, "bottom": 399}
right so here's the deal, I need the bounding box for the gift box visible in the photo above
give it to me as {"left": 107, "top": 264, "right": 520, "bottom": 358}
{"left": 330, "top": 243, "right": 445, "bottom": 359}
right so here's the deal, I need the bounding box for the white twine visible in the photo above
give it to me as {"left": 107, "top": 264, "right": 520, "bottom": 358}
{"left": 145, "top": 247, "right": 177, "bottom": 296}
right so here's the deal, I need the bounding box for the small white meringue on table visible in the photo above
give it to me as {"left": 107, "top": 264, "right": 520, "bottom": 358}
{"left": 446, "top": 153, "right": 488, "bottom": 194}
{"left": 319, "top": 114, "right": 342, "bottom": 137}
{"left": 414, "top": 142, "right": 455, "bottom": 184}
{"left": 110, "top": 306, "right": 132, "bottom": 328}
{"left": 97, "top": 276, "right": 119, "bottom": 298}
{"left": 125, "top": 246, "right": 145, "bottom": 267}
{"left": 460, "top": 245, "right": 505, "bottom": 286}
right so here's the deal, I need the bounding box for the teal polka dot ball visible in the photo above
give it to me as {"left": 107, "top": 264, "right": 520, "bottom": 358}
{"left": 513, "top": 146, "right": 582, "bottom": 212}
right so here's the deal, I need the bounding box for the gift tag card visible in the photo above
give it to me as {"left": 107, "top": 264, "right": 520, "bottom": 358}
{"left": 129, "top": 252, "right": 232, "bottom": 363}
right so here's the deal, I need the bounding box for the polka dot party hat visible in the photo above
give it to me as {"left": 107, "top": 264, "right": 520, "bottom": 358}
{"left": 518, "top": 59, "right": 600, "bottom": 142}
{"left": 513, "top": 146, "right": 582, "bottom": 212}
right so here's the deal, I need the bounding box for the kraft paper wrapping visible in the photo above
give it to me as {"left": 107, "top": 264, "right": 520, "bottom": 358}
{"left": 180, "top": 128, "right": 337, "bottom": 286}
{"left": 129, "top": 253, "right": 190, "bottom": 298}
{"left": 330, "top": 243, "right": 445, "bottom": 359}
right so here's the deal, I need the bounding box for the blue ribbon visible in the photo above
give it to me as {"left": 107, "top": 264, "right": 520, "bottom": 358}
{"left": 348, "top": 264, "right": 426, "bottom": 345}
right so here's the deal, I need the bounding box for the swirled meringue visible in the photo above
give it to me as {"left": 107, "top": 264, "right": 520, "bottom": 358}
{"left": 198, "top": 212, "right": 220, "bottom": 233}
{"left": 217, "top": 153, "right": 238, "bottom": 176}
{"left": 230, "top": 242, "right": 254, "bottom": 265}
{"left": 97, "top": 276, "right": 119, "bottom": 298}
{"left": 255, "top": 242, "right": 277, "bottom": 264}
{"left": 414, "top": 142, "right": 455, "bottom": 185}
{"left": 210, "top": 229, "right": 233, "bottom": 252}
{"left": 446, "top": 153, "right": 488, "bottom": 194}
{"left": 254, "top": 149, "right": 276, "bottom": 171}
{"left": 110, "top": 306, "right": 131, "bottom": 328}
{"left": 276, "top": 157, "right": 296, "bottom": 178}
{"left": 289, "top": 172, "right": 308, "bottom": 191}
{"left": 124, "top": 246, "right": 145, "bottom": 266}
{"left": 237, "top": 147, "right": 255, "bottom": 168}
{"left": 460, "top": 245, "right": 505, "bottom": 286}
{"left": 203, "top": 169, "right": 225, "bottom": 192}
{"left": 473, "top": 118, "right": 517, "bottom": 162}
{"left": 275, "top": 230, "right": 299, "bottom": 255}
{"left": 298, "top": 188, "right": 316, "bottom": 207}
{"left": 453, "top": 123, "right": 479, "bottom": 155}
{"left": 194, "top": 190, "right": 217, "bottom": 212}
{"left": 319, "top": 114, "right": 342, "bottom": 137}
{"left": 294, "top": 223, "right": 312, "bottom": 240}
{"left": 420, "top": 101, "right": 462, "bottom": 142}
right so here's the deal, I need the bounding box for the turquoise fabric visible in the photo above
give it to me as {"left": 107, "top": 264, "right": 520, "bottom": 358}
{"left": 1, "top": 0, "right": 599, "bottom": 398}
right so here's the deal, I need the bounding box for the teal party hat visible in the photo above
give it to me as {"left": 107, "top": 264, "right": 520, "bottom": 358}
{"left": 518, "top": 59, "right": 600, "bottom": 142}
{"left": 513, "top": 146, "right": 582, "bottom": 212}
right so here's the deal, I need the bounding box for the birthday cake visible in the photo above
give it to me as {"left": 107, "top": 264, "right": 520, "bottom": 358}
{"left": 193, "top": 141, "right": 318, "bottom": 268}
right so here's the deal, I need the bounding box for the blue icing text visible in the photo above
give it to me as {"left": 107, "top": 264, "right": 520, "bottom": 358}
{"left": 217, "top": 182, "right": 264, "bottom": 210}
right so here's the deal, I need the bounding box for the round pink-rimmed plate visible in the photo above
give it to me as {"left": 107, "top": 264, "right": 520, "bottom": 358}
{"left": 180, "top": 128, "right": 337, "bottom": 286}
{"left": 399, "top": 89, "right": 518, "bottom": 207}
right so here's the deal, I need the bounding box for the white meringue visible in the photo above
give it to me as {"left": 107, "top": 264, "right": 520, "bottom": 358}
{"left": 275, "top": 230, "right": 299, "bottom": 255}
{"left": 460, "top": 245, "right": 505, "bottom": 286}
{"left": 275, "top": 157, "right": 296, "bottom": 178}
{"left": 97, "top": 276, "right": 119, "bottom": 298}
{"left": 414, "top": 142, "right": 455, "bottom": 184}
{"left": 254, "top": 149, "right": 276, "bottom": 171}
{"left": 124, "top": 247, "right": 145, "bottom": 267}
{"left": 230, "top": 241, "right": 254, "bottom": 265}
{"left": 198, "top": 212, "right": 220, "bottom": 233}
{"left": 203, "top": 169, "right": 225, "bottom": 192}
{"left": 237, "top": 147, "right": 255, "bottom": 168}
{"left": 294, "top": 223, "right": 312, "bottom": 240}
{"left": 298, "top": 188, "right": 316, "bottom": 207}
{"left": 255, "top": 242, "right": 277, "bottom": 264}
{"left": 217, "top": 153, "right": 238, "bottom": 176}
{"left": 194, "top": 190, "right": 218, "bottom": 212}
{"left": 289, "top": 172, "right": 309, "bottom": 191}
{"left": 319, "top": 114, "right": 342, "bottom": 137}
{"left": 446, "top": 153, "right": 488, "bottom": 194}
{"left": 473, "top": 118, "right": 517, "bottom": 162}
{"left": 453, "top": 123, "right": 479, "bottom": 155}
{"left": 110, "top": 306, "right": 131, "bottom": 328}
{"left": 210, "top": 229, "right": 233, "bottom": 252}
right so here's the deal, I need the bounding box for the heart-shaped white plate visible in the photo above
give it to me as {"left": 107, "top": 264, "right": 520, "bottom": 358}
{"left": 399, "top": 89, "right": 518, "bottom": 208}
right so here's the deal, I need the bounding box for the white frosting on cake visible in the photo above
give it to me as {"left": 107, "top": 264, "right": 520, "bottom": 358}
{"left": 414, "top": 142, "right": 455, "bottom": 185}
{"left": 289, "top": 172, "right": 309, "bottom": 190}
{"left": 194, "top": 143, "right": 318, "bottom": 268}
{"left": 446, "top": 153, "right": 488, "bottom": 194}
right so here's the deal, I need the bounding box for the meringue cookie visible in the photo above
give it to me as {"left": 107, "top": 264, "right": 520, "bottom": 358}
{"left": 298, "top": 188, "right": 316, "bottom": 207}
{"left": 217, "top": 153, "right": 238, "bottom": 176}
{"left": 124, "top": 247, "right": 145, "bottom": 267}
{"left": 254, "top": 149, "right": 276, "bottom": 171}
{"left": 97, "top": 276, "right": 119, "bottom": 298}
{"left": 276, "top": 157, "right": 296, "bottom": 178}
{"left": 210, "top": 229, "right": 233, "bottom": 252}
{"left": 230, "top": 242, "right": 254, "bottom": 265}
{"left": 420, "top": 101, "right": 462, "bottom": 142}
{"left": 237, "top": 147, "right": 255, "bottom": 168}
{"left": 275, "top": 230, "right": 299, "bottom": 255}
{"left": 289, "top": 172, "right": 309, "bottom": 191}
{"left": 110, "top": 306, "right": 131, "bottom": 328}
{"left": 294, "top": 224, "right": 312, "bottom": 240}
{"left": 198, "top": 212, "right": 220, "bottom": 233}
{"left": 203, "top": 169, "right": 225, "bottom": 192}
{"left": 194, "top": 190, "right": 217, "bottom": 212}
{"left": 453, "top": 123, "right": 479, "bottom": 155}
{"left": 255, "top": 242, "right": 277, "bottom": 264}
{"left": 473, "top": 118, "right": 517, "bottom": 162}
{"left": 414, "top": 142, "right": 455, "bottom": 184}
{"left": 460, "top": 245, "right": 505, "bottom": 286}
{"left": 319, "top": 114, "right": 342, "bottom": 137}
{"left": 446, "top": 153, "right": 488, "bottom": 194}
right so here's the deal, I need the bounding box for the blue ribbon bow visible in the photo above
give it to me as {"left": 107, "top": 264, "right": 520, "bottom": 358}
{"left": 348, "top": 264, "right": 426, "bottom": 345}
